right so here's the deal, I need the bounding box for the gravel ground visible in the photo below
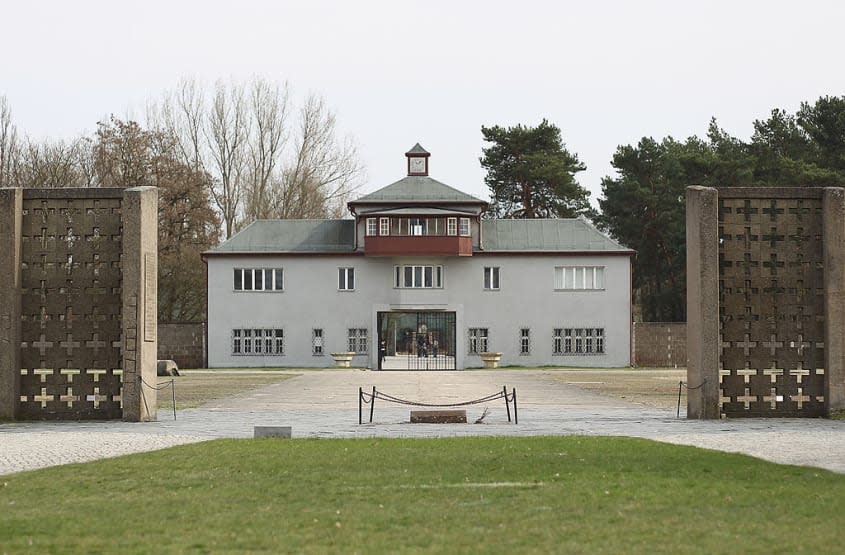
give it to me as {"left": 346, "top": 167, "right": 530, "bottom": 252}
{"left": 2, "top": 369, "right": 843, "bottom": 476}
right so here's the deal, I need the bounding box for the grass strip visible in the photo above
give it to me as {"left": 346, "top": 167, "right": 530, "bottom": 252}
{"left": 2, "top": 436, "right": 844, "bottom": 554}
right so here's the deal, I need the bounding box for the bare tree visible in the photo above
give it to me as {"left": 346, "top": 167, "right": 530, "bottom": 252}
{"left": 243, "top": 78, "right": 289, "bottom": 221}
{"left": 147, "top": 79, "right": 364, "bottom": 236}
{"left": 274, "top": 93, "right": 363, "bottom": 219}
{"left": 148, "top": 78, "right": 205, "bottom": 171}
{"left": 0, "top": 96, "right": 19, "bottom": 187}
{"left": 205, "top": 81, "right": 249, "bottom": 239}
{"left": 16, "top": 137, "right": 92, "bottom": 188}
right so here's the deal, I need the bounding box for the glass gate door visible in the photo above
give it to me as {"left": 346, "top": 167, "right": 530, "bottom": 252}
{"left": 377, "top": 311, "right": 456, "bottom": 370}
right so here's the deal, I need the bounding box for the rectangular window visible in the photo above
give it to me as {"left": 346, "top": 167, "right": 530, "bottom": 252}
{"left": 431, "top": 218, "right": 444, "bottom": 235}
{"left": 274, "top": 329, "right": 284, "bottom": 355}
{"left": 585, "top": 328, "right": 594, "bottom": 354}
{"left": 254, "top": 329, "right": 264, "bottom": 354}
{"left": 313, "top": 329, "right": 324, "bottom": 355}
{"left": 366, "top": 218, "right": 377, "bottom": 236}
{"left": 468, "top": 328, "right": 489, "bottom": 355}
{"left": 564, "top": 328, "right": 572, "bottom": 354}
{"left": 554, "top": 266, "right": 605, "bottom": 290}
{"left": 338, "top": 267, "right": 355, "bottom": 291}
{"left": 348, "top": 328, "right": 368, "bottom": 353}
{"left": 231, "top": 328, "right": 284, "bottom": 355}
{"left": 394, "top": 265, "right": 443, "bottom": 288}
{"left": 447, "top": 217, "right": 457, "bottom": 236}
{"left": 379, "top": 217, "right": 390, "bottom": 236}
{"left": 410, "top": 218, "right": 426, "bottom": 236}
{"left": 554, "top": 328, "right": 605, "bottom": 355}
{"left": 520, "top": 328, "right": 530, "bottom": 355}
{"left": 483, "top": 267, "right": 500, "bottom": 290}
{"left": 243, "top": 329, "right": 253, "bottom": 354}
{"left": 553, "top": 328, "right": 563, "bottom": 355}
{"left": 575, "top": 329, "right": 584, "bottom": 353}
{"left": 595, "top": 329, "right": 604, "bottom": 354}
{"left": 234, "top": 268, "right": 284, "bottom": 292}
{"left": 232, "top": 329, "right": 242, "bottom": 354}
{"left": 459, "top": 217, "right": 470, "bottom": 236}
{"left": 264, "top": 329, "right": 273, "bottom": 354}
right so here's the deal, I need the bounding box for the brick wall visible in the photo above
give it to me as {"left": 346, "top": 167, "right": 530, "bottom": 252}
{"left": 633, "top": 322, "right": 686, "bottom": 367}
{"left": 157, "top": 322, "right": 205, "bottom": 369}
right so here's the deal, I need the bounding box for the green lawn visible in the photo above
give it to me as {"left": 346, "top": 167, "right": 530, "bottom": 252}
{"left": 2, "top": 436, "right": 843, "bottom": 554}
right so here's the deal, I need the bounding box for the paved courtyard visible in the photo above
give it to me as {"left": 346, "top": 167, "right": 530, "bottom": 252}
{"left": 2, "top": 369, "right": 845, "bottom": 475}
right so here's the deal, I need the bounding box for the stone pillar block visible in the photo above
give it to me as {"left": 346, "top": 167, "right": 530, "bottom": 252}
{"left": 686, "top": 186, "right": 720, "bottom": 419}
{"left": 0, "top": 188, "right": 22, "bottom": 419}
{"left": 824, "top": 188, "right": 845, "bottom": 415}
{"left": 122, "top": 187, "right": 158, "bottom": 421}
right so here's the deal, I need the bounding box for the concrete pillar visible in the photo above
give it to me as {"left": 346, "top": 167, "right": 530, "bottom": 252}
{"left": 0, "top": 188, "right": 22, "bottom": 419}
{"left": 824, "top": 188, "right": 845, "bottom": 415}
{"left": 121, "top": 186, "right": 158, "bottom": 421}
{"left": 686, "top": 186, "right": 720, "bottom": 419}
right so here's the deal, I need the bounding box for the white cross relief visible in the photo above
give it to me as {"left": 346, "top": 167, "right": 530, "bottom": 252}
{"left": 761, "top": 334, "right": 784, "bottom": 356}
{"left": 736, "top": 368, "right": 757, "bottom": 409}
{"left": 59, "top": 334, "right": 80, "bottom": 356}
{"left": 86, "top": 333, "right": 107, "bottom": 352}
{"left": 763, "top": 365, "right": 784, "bottom": 408}
{"left": 736, "top": 333, "right": 758, "bottom": 356}
{"left": 790, "top": 364, "right": 811, "bottom": 408}
{"left": 64, "top": 227, "right": 79, "bottom": 249}
{"left": 788, "top": 334, "right": 812, "bottom": 355}
{"left": 58, "top": 386, "right": 79, "bottom": 407}
{"left": 32, "top": 387, "right": 53, "bottom": 409}
{"left": 31, "top": 334, "right": 54, "bottom": 357}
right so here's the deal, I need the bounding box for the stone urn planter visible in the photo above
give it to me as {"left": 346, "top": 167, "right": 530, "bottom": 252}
{"left": 331, "top": 352, "right": 356, "bottom": 368}
{"left": 479, "top": 352, "right": 503, "bottom": 369}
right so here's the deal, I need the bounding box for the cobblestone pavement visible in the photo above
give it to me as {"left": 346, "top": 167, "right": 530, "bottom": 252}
{"left": 2, "top": 370, "right": 844, "bottom": 475}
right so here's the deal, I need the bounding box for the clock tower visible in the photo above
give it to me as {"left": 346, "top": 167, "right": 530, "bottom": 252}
{"left": 406, "top": 143, "right": 430, "bottom": 176}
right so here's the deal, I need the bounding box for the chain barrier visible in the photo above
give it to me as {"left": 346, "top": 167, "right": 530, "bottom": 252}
{"left": 139, "top": 376, "right": 177, "bottom": 421}
{"left": 677, "top": 379, "right": 708, "bottom": 419}
{"left": 358, "top": 386, "right": 518, "bottom": 424}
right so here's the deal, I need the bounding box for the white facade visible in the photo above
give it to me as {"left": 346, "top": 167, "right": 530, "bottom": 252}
{"left": 205, "top": 144, "right": 633, "bottom": 369}
{"left": 206, "top": 252, "right": 632, "bottom": 368}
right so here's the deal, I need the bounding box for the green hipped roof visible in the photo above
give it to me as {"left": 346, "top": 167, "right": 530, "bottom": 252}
{"left": 349, "top": 176, "right": 487, "bottom": 205}
{"left": 480, "top": 218, "right": 632, "bottom": 253}
{"left": 208, "top": 219, "right": 355, "bottom": 253}
{"left": 405, "top": 143, "right": 430, "bottom": 156}
{"left": 206, "top": 216, "right": 632, "bottom": 254}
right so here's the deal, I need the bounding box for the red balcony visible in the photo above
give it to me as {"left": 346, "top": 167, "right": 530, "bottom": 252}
{"left": 365, "top": 235, "right": 473, "bottom": 257}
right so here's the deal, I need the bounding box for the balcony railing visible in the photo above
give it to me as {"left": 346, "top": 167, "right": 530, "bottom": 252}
{"left": 364, "top": 235, "right": 472, "bottom": 257}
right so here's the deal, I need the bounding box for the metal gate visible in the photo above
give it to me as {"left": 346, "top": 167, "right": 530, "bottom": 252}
{"left": 377, "top": 311, "right": 456, "bottom": 370}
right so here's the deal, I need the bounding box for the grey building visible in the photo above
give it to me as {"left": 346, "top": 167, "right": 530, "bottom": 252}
{"left": 205, "top": 145, "right": 634, "bottom": 369}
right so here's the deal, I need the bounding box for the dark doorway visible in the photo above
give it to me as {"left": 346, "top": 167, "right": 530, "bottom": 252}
{"left": 377, "top": 311, "right": 456, "bottom": 370}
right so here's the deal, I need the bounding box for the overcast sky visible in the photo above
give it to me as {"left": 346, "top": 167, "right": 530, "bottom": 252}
{"left": 2, "top": 0, "right": 844, "bottom": 206}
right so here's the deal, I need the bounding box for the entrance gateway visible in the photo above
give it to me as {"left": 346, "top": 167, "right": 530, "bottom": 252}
{"left": 377, "top": 311, "right": 456, "bottom": 370}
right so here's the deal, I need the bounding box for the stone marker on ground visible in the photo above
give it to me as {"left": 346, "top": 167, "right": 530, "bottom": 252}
{"left": 410, "top": 410, "right": 467, "bottom": 423}
{"left": 254, "top": 426, "right": 292, "bottom": 438}
{"left": 157, "top": 360, "right": 180, "bottom": 377}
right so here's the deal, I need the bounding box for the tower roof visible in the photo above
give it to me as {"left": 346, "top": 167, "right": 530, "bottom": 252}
{"left": 405, "top": 143, "right": 430, "bottom": 156}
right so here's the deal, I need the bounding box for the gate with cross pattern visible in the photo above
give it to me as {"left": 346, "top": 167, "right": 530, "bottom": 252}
{"left": 718, "top": 189, "right": 826, "bottom": 416}
{"left": 0, "top": 187, "right": 158, "bottom": 421}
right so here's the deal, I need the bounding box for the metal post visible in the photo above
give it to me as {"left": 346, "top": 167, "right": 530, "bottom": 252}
{"left": 369, "top": 386, "right": 376, "bottom": 423}
{"left": 503, "top": 386, "right": 511, "bottom": 422}
{"left": 359, "top": 387, "right": 362, "bottom": 425}
{"left": 677, "top": 381, "right": 683, "bottom": 419}
{"left": 171, "top": 379, "right": 176, "bottom": 421}
{"left": 512, "top": 388, "right": 518, "bottom": 425}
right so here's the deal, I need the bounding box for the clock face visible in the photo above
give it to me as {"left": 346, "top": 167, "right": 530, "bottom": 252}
{"left": 409, "top": 157, "right": 426, "bottom": 174}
